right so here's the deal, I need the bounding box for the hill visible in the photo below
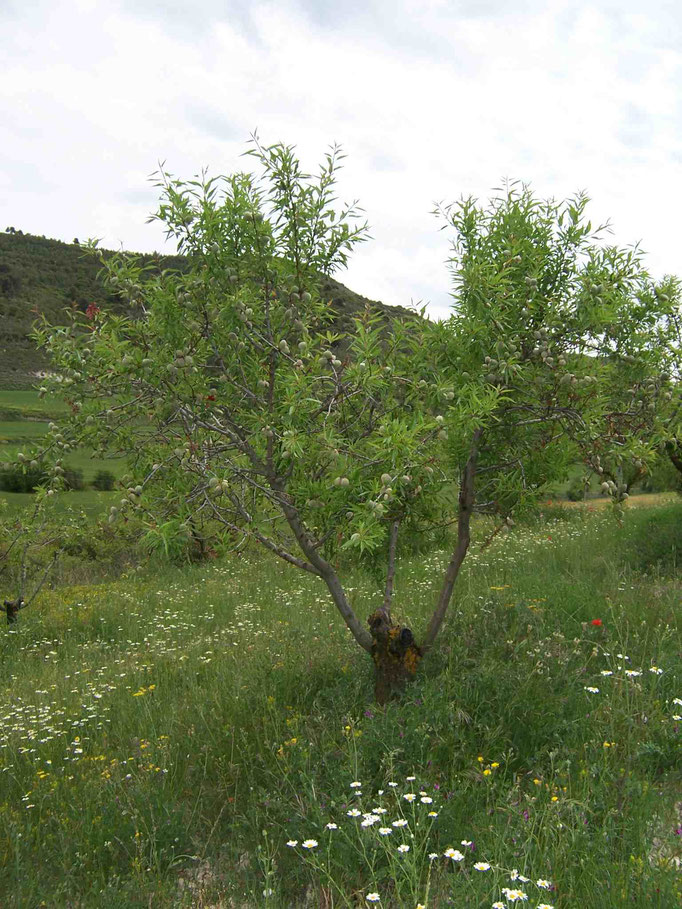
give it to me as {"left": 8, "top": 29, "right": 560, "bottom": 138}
{"left": 0, "top": 229, "right": 415, "bottom": 389}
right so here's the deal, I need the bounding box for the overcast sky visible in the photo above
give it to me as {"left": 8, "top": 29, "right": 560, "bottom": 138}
{"left": 2, "top": 0, "right": 681, "bottom": 319}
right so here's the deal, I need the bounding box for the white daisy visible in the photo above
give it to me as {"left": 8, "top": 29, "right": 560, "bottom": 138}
{"left": 361, "top": 815, "right": 380, "bottom": 827}
{"left": 444, "top": 848, "right": 464, "bottom": 861}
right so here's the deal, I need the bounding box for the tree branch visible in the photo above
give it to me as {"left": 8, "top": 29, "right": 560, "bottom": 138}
{"left": 207, "top": 497, "right": 320, "bottom": 575}
{"left": 669, "top": 443, "right": 682, "bottom": 476}
{"left": 272, "top": 481, "right": 373, "bottom": 651}
{"left": 25, "top": 549, "right": 61, "bottom": 608}
{"left": 421, "top": 427, "right": 482, "bottom": 653}
{"left": 382, "top": 519, "right": 400, "bottom": 615}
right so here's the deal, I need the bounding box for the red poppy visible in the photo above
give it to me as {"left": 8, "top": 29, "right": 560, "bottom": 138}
{"left": 591, "top": 619, "right": 603, "bottom": 627}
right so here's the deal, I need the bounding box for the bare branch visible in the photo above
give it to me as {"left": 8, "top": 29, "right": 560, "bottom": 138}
{"left": 271, "top": 480, "right": 373, "bottom": 651}
{"left": 421, "top": 427, "right": 482, "bottom": 653}
{"left": 382, "top": 519, "right": 400, "bottom": 615}
{"left": 25, "top": 549, "right": 61, "bottom": 608}
{"left": 206, "top": 496, "right": 320, "bottom": 575}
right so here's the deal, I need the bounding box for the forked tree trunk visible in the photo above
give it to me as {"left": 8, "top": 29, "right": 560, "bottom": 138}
{"left": 271, "top": 436, "right": 481, "bottom": 702}
{"left": 368, "top": 431, "right": 481, "bottom": 703}
{"left": 367, "top": 520, "right": 423, "bottom": 704}
{"left": 368, "top": 608, "right": 422, "bottom": 705}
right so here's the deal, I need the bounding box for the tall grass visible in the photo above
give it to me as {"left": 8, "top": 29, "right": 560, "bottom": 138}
{"left": 0, "top": 505, "right": 680, "bottom": 906}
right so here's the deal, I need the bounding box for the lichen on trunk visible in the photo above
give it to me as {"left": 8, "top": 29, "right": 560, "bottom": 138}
{"left": 368, "top": 608, "right": 422, "bottom": 705}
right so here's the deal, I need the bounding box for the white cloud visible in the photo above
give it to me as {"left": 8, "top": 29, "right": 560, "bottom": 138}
{"left": 1, "top": 0, "right": 680, "bottom": 318}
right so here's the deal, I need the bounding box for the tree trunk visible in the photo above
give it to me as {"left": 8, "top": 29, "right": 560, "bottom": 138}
{"left": 3, "top": 598, "right": 23, "bottom": 625}
{"left": 368, "top": 609, "right": 422, "bottom": 705}
{"left": 669, "top": 443, "right": 682, "bottom": 476}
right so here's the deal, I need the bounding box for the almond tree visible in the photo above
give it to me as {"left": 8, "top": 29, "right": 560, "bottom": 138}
{"left": 31, "top": 141, "right": 674, "bottom": 700}
{"left": 430, "top": 186, "right": 681, "bottom": 518}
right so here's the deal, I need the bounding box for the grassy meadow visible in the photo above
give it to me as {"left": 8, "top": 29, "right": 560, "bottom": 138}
{"left": 0, "top": 391, "right": 125, "bottom": 518}
{"left": 1, "top": 501, "right": 681, "bottom": 907}
{"left": 0, "top": 390, "right": 69, "bottom": 421}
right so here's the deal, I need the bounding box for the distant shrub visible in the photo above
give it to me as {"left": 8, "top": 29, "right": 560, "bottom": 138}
{"left": 641, "top": 456, "right": 682, "bottom": 494}
{"left": 566, "top": 476, "right": 587, "bottom": 501}
{"left": 0, "top": 463, "right": 84, "bottom": 492}
{"left": 63, "top": 467, "right": 84, "bottom": 491}
{"left": 624, "top": 503, "right": 682, "bottom": 576}
{"left": 92, "top": 469, "right": 116, "bottom": 491}
{"left": 0, "top": 463, "right": 47, "bottom": 492}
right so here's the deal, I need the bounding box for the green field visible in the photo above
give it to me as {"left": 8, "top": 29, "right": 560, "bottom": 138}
{"left": 0, "top": 389, "right": 69, "bottom": 420}
{"left": 0, "top": 419, "right": 49, "bottom": 442}
{"left": 0, "top": 489, "right": 119, "bottom": 520}
{"left": 0, "top": 390, "right": 127, "bottom": 503}
{"left": 0, "top": 443, "right": 127, "bottom": 482}
{"left": 0, "top": 504, "right": 680, "bottom": 907}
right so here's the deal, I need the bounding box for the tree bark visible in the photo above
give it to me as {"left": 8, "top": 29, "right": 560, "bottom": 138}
{"left": 3, "top": 598, "right": 24, "bottom": 625}
{"left": 275, "top": 488, "right": 373, "bottom": 651}
{"left": 368, "top": 609, "right": 421, "bottom": 705}
{"left": 669, "top": 443, "right": 682, "bottom": 476}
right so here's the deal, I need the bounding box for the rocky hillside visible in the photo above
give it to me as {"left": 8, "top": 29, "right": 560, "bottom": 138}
{"left": 0, "top": 230, "right": 414, "bottom": 389}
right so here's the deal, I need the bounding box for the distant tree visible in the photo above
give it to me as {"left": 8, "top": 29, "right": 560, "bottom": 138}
{"left": 660, "top": 294, "right": 682, "bottom": 479}
{"left": 92, "top": 469, "right": 116, "bottom": 491}
{"left": 32, "top": 139, "right": 677, "bottom": 700}
{"left": 0, "top": 497, "right": 63, "bottom": 625}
